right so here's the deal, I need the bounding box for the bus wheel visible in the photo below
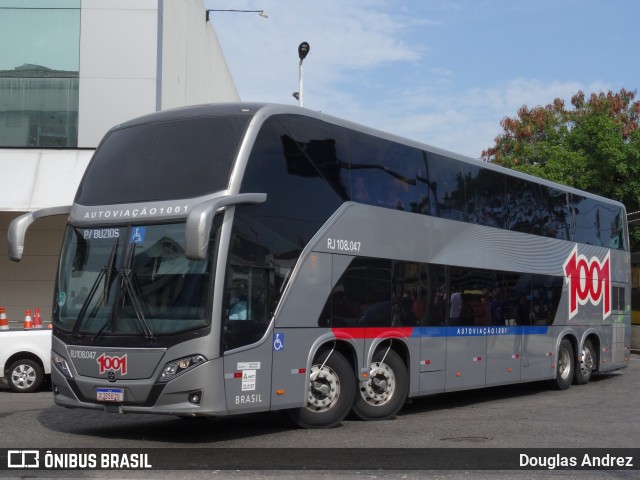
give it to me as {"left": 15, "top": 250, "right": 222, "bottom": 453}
{"left": 574, "top": 339, "right": 595, "bottom": 385}
{"left": 286, "top": 349, "right": 355, "bottom": 429}
{"left": 352, "top": 349, "right": 408, "bottom": 420}
{"left": 554, "top": 338, "right": 574, "bottom": 390}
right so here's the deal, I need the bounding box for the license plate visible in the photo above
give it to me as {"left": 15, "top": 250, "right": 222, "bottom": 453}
{"left": 96, "top": 388, "right": 124, "bottom": 402}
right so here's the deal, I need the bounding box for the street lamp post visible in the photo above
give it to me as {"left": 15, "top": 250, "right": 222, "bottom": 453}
{"left": 296, "top": 42, "right": 309, "bottom": 107}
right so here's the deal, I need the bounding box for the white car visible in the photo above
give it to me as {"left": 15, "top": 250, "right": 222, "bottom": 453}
{"left": 0, "top": 329, "right": 52, "bottom": 393}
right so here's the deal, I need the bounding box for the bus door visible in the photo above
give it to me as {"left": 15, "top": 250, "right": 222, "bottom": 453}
{"left": 222, "top": 266, "right": 273, "bottom": 413}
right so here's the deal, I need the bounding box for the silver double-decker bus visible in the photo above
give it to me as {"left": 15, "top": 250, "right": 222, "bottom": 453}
{"left": 8, "top": 103, "right": 631, "bottom": 428}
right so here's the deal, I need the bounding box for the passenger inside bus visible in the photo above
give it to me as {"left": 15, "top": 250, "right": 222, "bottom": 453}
{"left": 229, "top": 283, "right": 248, "bottom": 320}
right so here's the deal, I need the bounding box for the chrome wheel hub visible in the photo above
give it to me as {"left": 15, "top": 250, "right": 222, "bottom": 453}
{"left": 360, "top": 362, "right": 395, "bottom": 406}
{"left": 558, "top": 347, "right": 571, "bottom": 380}
{"left": 580, "top": 347, "right": 593, "bottom": 376}
{"left": 306, "top": 364, "right": 340, "bottom": 412}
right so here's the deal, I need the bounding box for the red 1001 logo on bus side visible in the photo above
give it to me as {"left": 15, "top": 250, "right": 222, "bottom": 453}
{"left": 563, "top": 246, "right": 611, "bottom": 320}
{"left": 97, "top": 353, "right": 128, "bottom": 375}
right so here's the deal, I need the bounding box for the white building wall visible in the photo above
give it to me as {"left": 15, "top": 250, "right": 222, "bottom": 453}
{"left": 78, "top": 0, "right": 239, "bottom": 148}
{"left": 77, "top": 0, "right": 159, "bottom": 148}
{"left": 0, "top": 149, "right": 94, "bottom": 211}
{"left": 160, "top": 0, "right": 239, "bottom": 108}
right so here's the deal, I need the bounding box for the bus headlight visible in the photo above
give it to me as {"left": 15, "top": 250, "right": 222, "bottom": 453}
{"left": 158, "top": 355, "right": 206, "bottom": 383}
{"left": 52, "top": 352, "right": 73, "bottom": 379}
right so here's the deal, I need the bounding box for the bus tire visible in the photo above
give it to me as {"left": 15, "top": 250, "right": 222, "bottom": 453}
{"left": 574, "top": 339, "right": 595, "bottom": 385}
{"left": 352, "top": 349, "right": 408, "bottom": 421}
{"left": 7, "top": 358, "right": 44, "bottom": 393}
{"left": 553, "top": 338, "right": 574, "bottom": 390}
{"left": 286, "top": 349, "right": 356, "bottom": 429}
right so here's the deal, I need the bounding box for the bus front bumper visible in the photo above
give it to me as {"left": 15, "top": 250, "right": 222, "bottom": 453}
{"left": 51, "top": 356, "right": 228, "bottom": 416}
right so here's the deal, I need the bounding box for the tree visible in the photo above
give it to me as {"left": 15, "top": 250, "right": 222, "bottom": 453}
{"left": 481, "top": 88, "right": 640, "bottom": 249}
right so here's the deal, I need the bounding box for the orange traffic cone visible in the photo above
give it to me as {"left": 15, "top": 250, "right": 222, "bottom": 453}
{"left": 33, "top": 307, "right": 42, "bottom": 328}
{"left": 23, "top": 309, "right": 33, "bottom": 330}
{"left": 0, "top": 307, "right": 9, "bottom": 330}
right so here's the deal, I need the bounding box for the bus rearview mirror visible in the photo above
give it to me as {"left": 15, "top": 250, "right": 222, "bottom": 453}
{"left": 7, "top": 206, "right": 72, "bottom": 262}
{"left": 185, "top": 193, "right": 267, "bottom": 261}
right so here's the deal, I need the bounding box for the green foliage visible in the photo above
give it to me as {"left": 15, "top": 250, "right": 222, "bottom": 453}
{"left": 482, "top": 88, "right": 640, "bottom": 250}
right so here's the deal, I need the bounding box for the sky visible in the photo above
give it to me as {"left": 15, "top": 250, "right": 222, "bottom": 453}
{"left": 204, "top": 0, "right": 639, "bottom": 159}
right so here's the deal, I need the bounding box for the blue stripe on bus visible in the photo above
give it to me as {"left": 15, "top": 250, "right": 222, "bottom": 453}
{"left": 412, "top": 326, "right": 549, "bottom": 338}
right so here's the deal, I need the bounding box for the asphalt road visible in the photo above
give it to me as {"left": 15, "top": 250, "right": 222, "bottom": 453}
{"left": 1, "top": 355, "right": 639, "bottom": 479}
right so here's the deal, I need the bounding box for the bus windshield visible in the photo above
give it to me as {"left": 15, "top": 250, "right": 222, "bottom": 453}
{"left": 54, "top": 222, "right": 216, "bottom": 337}
{"left": 75, "top": 115, "right": 249, "bottom": 205}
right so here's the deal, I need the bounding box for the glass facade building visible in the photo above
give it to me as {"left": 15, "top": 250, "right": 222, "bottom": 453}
{"left": 0, "top": 0, "right": 80, "bottom": 147}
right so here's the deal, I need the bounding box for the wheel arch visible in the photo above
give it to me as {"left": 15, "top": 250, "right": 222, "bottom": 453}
{"left": 556, "top": 331, "right": 579, "bottom": 360}
{"left": 367, "top": 337, "right": 411, "bottom": 377}
{"left": 4, "top": 351, "right": 46, "bottom": 377}
{"left": 311, "top": 339, "right": 358, "bottom": 379}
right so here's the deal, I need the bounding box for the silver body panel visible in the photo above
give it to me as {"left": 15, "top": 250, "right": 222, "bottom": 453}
{"left": 38, "top": 103, "right": 629, "bottom": 416}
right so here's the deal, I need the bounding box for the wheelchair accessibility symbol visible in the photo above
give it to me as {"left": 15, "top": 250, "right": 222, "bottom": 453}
{"left": 273, "top": 333, "right": 284, "bottom": 351}
{"left": 130, "top": 226, "right": 146, "bottom": 244}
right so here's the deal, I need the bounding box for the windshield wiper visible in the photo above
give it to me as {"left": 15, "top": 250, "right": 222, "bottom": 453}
{"left": 92, "top": 238, "right": 155, "bottom": 342}
{"left": 91, "top": 312, "right": 112, "bottom": 343}
{"left": 72, "top": 269, "right": 105, "bottom": 337}
{"left": 103, "top": 236, "right": 118, "bottom": 305}
{"left": 121, "top": 240, "right": 155, "bottom": 341}
{"left": 73, "top": 240, "right": 119, "bottom": 337}
{"left": 120, "top": 269, "right": 155, "bottom": 341}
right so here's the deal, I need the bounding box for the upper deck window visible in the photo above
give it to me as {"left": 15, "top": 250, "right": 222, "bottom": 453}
{"left": 76, "top": 116, "right": 249, "bottom": 205}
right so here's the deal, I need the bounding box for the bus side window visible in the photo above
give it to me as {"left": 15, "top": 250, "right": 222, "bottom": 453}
{"left": 223, "top": 266, "right": 270, "bottom": 351}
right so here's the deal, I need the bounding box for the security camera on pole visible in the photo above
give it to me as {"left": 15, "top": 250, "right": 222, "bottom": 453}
{"left": 295, "top": 42, "right": 310, "bottom": 107}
